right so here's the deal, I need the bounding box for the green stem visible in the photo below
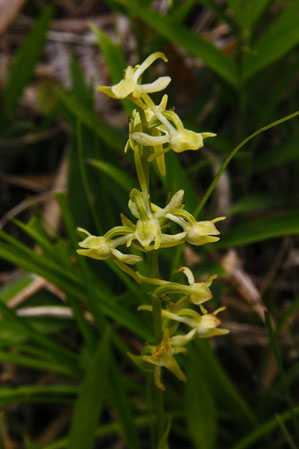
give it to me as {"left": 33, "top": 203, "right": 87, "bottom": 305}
{"left": 147, "top": 250, "right": 165, "bottom": 444}
{"left": 193, "top": 110, "right": 299, "bottom": 218}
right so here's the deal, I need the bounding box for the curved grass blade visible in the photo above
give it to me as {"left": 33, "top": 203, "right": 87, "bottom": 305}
{"left": 90, "top": 24, "right": 133, "bottom": 116}
{"left": 0, "top": 385, "right": 77, "bottom": 404}
{"left": 88, "top": 158, "right": 136, "bottom": 192}
{"left": 244, "top": 2, "right": 299, "bottom": 79}
{"left": 115, "top": 0, "right": 238, "bottom": 87}
{"left": 185, "top": 363, "right": 217, "bottom": 449}
{"left": 218, "top": 210, "right": 299, "bottom": 248}
{"left": 3, "top": 5, "right": 53, "bottom": 115}
{"left": 231, "top": 405, "right": 299, "bottom": 449}
{"left": 0, "top": 351, "right": 78, "bottom": 378}
{"left": 56, "top": 89, "right": 126, "bottom": 152}
{"left": 67, "top": 330, "right": 110, "bottom": 449}
{"left": 193, "top": 111, "right": 299, "bottom": 218}
{"left": 253, "top": 138, "right": 299, "bottom": 173}
{"left": 108, "top": 358, "right": 141, "bottom": 449}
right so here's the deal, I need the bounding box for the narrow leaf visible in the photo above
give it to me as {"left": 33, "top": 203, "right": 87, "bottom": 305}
{"left": 88, "top": 158, "right": 136, "bottom": 192}
{"left": 67, "top": 330, "right": 110, "bottom": 449}
{"left": 116, "top": 0, "right": 238, "bottom": 86}
{"left": 3, "top": 6, "right": 53, "bottom": 114}
{"left": 219, "top": 210, "right": 299, "bottom": 248}
{"left": 253, "top": 138, "right": 299, "bottom": 173}
{"left": 90, "top": 24, "right": 133, "bottom": 116}
{"left": 56, "top": 89, "right": 126, "bottom": 152}
{"left": 244, "top": 2, "right": 299, "bottom": 79}
{"left": 185, "top": 360, "right": 217, "bottom": 449}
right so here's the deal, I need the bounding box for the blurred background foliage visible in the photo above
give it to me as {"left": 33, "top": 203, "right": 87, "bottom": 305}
{"left": 0, "top": 0, "right": 298, "bottom": 448}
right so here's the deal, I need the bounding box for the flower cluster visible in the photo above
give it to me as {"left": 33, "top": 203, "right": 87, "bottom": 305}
{"left": 77, "top": 52, "right": 228, "bottom": 390}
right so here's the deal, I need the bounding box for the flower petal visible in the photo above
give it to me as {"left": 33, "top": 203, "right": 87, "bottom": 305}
{"left": 76, "top": 248, "right": 110, "bottom": 260}
{"left": 141, "top": 76, "right": 171, "bottom": 94}
{"left": 111, "top": 248, "right": 142, "bottom": 265}
{"left": 96, "top": 85, "right": 118, "bottom": 99}
{"left": 111, "top": 78, "right": 136, "bottom": 98}
{"left": 131, "top": 132, "right": 169, "bottom": 147}
{"left": 133, "top": 51, "right": 168, "bottom": 81}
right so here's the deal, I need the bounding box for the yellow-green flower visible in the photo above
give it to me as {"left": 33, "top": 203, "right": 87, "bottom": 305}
{"left": 131, "top": 109, "right": 216, "bottom": 157}
{"left": 141, "top": 328, "right": 187, "bottom": 390}
{"left": 152, "top": 267, "right": 217, "bottom": 306}
{"left": 96, "top": 52, "right": 171, "bottom": 102}
{"left": 161, "top": 307, "right": 229, "bottom": 339}
{"left": 77, "top": 227, "right": 141, "bottom": 265}
{"left": 166, "top": 210, "right": 225, "bottom": 246}
{"left": 127, "top": 188, "right": 185, "bottom": 250}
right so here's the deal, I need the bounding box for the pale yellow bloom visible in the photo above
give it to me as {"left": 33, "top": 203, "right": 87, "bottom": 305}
{"left": 77, "top": 227, "right": 141, "bottom": 265}
{"left": 161, "top": 307, "right": 229, "bottom": 338}
{"left": 141, "top": 329, "right": 187, "bottom": 390}
{"left": 96, "top": 52, "right": 171, "bottom": 101}
{"left": 131, "top": 109, "right": 216, "bottom": 157}
{"left": 166, "top": 210, "right": 225, "bottom": 246}
{"left": 127, "top": 188, "right": 185, "bottom": 250}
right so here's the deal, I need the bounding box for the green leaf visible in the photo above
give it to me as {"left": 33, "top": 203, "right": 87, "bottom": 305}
{"left": 0, "top": 351, "right": 77, "bottom": 378}
{"left": 3, "top": 6, "right": 53, "bottom": 115}
{"left": 242, "top": 0, "right": 272, "bottom": 31}
{"left": 191, "top": 341, "right": 256, "bottom": 427}
{"left": 228, "top": 193, "right": 288, "bottom": 215}
{"left": 108, "top": 358, "right": 141, "bottom": 449}
{"left": 67, "top": 330, "right": 110, "bottom": 449}
{"left": 193, "top": 111, "right": 299, "bottom": 218}
{"left": 253, "top": 138, "right": 299, "bottom": 173}
{"left": 219, "top": 210, "right": 299, "bottom": 248}
{"left": 244, "top": 2, "right": 299, "bottom": 79}
{"left": 0, "top": 385, "right": 77, "bottom": 404}
{"left": 56, "top": 89, "right": 126, "bottom": 152}
{"left": 88, "top": 158, "right": 136, "bottom": 192}
{"left": 0, "top": 273, "right": 34, "bottom": 304}
{"left": 0, "top": 299, "right": 79, "bottom": 369}
{"left": 90, "top": 24, "right": 133, "bottom": 116}
{"left": 115, "top": 0, "right": 238, "bottom": 86}
{"left": 231, "top": 405, "right": 299, "bottom": 449}
{"left": 185, "top": 363, "right": 217, "bottom": 449}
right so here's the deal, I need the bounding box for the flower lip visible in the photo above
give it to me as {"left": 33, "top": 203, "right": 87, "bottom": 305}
{"left": 170, "top": 129, "right": 204, "bottom": 152}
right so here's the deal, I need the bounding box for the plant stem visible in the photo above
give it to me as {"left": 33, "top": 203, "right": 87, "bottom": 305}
{"left": 147, "top": 250, "right": 165, "bottom": 444}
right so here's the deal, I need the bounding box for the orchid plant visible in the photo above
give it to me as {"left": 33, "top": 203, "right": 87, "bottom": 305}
{"left": 77, "top": 51, "right": 229, "bottom": 445}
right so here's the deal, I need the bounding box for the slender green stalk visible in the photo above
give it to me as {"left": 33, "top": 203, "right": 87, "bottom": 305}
{"left": 193, "top": 110, "right": 299, "bottom": 218}
{"left": 275, "top": 414, "right": 298, "bottom": 449}
{"left": 147, "top": 235, "right": 165, "bottom": 445}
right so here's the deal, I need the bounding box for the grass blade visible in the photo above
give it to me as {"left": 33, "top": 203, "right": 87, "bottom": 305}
{"left": 56, "top": 89, "right": 125, "bottom": 152}
{"left": 116, "top": 0, "right": 238, "bottom": 86}
{"left": 90, "top": 24, "right": 133, "bottom": 116}
{"left": 0, "top": 385, "right": 77, "bottom": 404}
{"left": 108, "top": 358, "right": 141, "bottom": 449}
{"left": 67, "top": 330, "right": 110, "bottom": 449}
{"left": 0, "top": 299, "right": 79, "bottom": 366}
{"left": 244, "top": 2, "right": 299, "bottom": 79}
{"left": 275, "top": 414, "right": 298, "bottom": 449}
{"left": 193, "top": 111, "right": 299, "bottom": 218}
{"left": 253, "top": 138, "right": 299, "bottom": 173}
{"left": 88, "top": 158, "right": 136, "bottom": 192}
{"left": 3, "top": 6, "right": 53, "bottom": 115}
{"left": 231, "top": 405, "right": 299, "bottom": 449}
{"left": 185, "top": 362, "right": 217, "bottom": 449}
{"left": 218, "top": 210, "right": 299, "bottom": 247}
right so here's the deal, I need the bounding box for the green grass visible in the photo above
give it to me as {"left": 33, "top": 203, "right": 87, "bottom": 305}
{"left": 0, "top": 1, "right": 298, "bottom": 448}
